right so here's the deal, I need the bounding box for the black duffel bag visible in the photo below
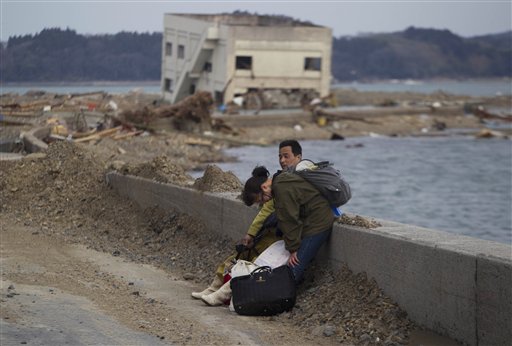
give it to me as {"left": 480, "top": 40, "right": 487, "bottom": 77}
{"left": 230, "top": 265, "right": 296, "bottom": 316}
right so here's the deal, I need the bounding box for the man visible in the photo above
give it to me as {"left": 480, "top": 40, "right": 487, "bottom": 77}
{"left": 193, "top": 140, "right": 302, "bottom": 306}
{"left": 278, "top": 139, "right": 303, "bottom": 176}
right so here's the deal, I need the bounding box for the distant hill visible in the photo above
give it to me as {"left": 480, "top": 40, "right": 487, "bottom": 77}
{"left": 332, "top": 27, "right": 511, "bottom": 80}
{"left": 1, "top": 26, "right": 510, "bottom": 82}
{"left": 1, "top": 28, "right": 162, "bottom": 82}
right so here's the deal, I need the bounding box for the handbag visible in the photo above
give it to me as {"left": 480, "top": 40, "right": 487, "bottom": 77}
{"left": 230, "top": 265, "right": 296, "bottom": 316}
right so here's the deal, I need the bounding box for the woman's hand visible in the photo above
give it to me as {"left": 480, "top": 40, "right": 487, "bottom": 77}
{"left": 241, "top": 234, "right": 254, "bottom": 248}
{"left": 288, "top": 251, "right": 300, "bottom": 267}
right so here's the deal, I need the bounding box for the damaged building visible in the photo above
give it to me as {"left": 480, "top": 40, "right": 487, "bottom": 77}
{"left": 161, "top": 13, "right": 332, "bottom": 109}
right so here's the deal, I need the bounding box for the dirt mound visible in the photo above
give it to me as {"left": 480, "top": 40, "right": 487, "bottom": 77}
{"left": 1, "top": 141, "right": 105, "bottom": 213}
{"left": 192, "top": 164, "right": 242, "bottom": 193}
{"left": 1, "top": 141, "right": 140, "bottom": 240}
{"left": 119, "top": 155, "right": 193, "bottom": 186}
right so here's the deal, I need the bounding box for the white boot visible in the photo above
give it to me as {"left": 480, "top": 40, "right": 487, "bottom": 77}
{"left": 201, "top": 281, "right": 232, "bottom": 306}
{"left": 191, "top": 275, "right": 223, "bottom": 300}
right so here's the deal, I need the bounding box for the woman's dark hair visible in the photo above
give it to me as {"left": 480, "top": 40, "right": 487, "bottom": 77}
{"left": 242, "top": 166, "right": 270, "bottom": 206}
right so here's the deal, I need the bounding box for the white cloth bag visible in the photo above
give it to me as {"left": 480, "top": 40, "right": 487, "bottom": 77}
{"left": 254, "top": 240, "right": 290, "bottom": 268}
{"left": 230, "top": 260, "right": 259, "bottom": 279}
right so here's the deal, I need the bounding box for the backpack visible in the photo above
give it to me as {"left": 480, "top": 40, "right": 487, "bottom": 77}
{"left": 293, "top": 159, "right": 351, "bottom": 207}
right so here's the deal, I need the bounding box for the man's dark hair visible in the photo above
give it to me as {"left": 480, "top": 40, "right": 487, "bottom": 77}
{"left": 279, "top": 139, "right": 302, "bottom": 156}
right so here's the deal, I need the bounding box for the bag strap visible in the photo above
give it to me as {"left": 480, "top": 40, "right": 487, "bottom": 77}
{"left": 235, "top": 212, "right": 279, "bottom": 261}
{"left": 250, "top": 266, "right": 272, "bottom": 275}
{"left": 314, "top": 160, "right": 331, "bottom": 168}
{"left": 235, "top": 246, "right": 260, "bottom": 261}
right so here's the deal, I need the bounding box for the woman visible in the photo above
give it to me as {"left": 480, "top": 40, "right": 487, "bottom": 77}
{"left": 242, "top": 166, "right": 334, "bottom": 284}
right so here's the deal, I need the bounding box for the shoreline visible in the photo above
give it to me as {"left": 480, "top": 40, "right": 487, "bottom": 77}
{"left": 2, "top": 78, "right": 511, "bottom": 99}
{"left": 1, "top": 80, "right": 161, "bottom": 87}
{"left": 3, "top": 77, "right": 510, "bottom": 85}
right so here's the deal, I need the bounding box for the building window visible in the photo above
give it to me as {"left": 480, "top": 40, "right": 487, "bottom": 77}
{"left": 165, "top": 42, "right": 172, "bottom": 56}
{"left": 304, "top": 57, "right": 322, "bottom": 71}
{"left": 203, "top": 62, "right": 212, "bottom": 72}
{"left": 164, "top": 78, "right": 173, "bottom": 92}
{"left": 178, "top": 45, "right": 185, "bottom": 59}
{"left": 189, "top": 84, "right": 196, "bottom": 95}
{"left": 236, "top": 56, "right": 252, "bottom": 70}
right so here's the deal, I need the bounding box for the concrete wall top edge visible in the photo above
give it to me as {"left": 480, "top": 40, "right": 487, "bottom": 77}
{"left": 105, "top": 172, "right": 244, "bottom": 203}
{"left": 341, "top": 213, "right": 512, "bottom": 262}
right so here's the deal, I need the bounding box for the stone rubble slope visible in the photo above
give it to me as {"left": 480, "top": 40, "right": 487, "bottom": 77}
{"left": 1, "top": 140, "right": 415, "bottom": 345}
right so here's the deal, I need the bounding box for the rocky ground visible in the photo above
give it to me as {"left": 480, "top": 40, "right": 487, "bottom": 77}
{"left": 1, "top": 140, "right": 417, "bottom": 345}
{"left": 2, "top": 88, "right": 508, "bottom": 345}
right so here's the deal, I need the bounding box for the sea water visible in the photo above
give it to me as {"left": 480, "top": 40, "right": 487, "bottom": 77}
{"left": 195, "top": 136, "right": 512, "bottom": 245}
{"left": 2, "top": 79, "right": 510, "bottom": 97}
{"left": 333, "top": 79, "right": 511, "bottom": 97}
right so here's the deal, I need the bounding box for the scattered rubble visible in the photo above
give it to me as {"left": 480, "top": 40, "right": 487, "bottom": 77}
{"left": 475, "top": 128, "right": 509, "bottom": 139}
{"left": 280, "top": 263, "right": 414, "bottom": 344}
{"left": 2, "top": 88, "right": 510, "bottom": 162}
{"left": 121, "top": 91, "right": 215, "bottom": 133}
{"left": 339, "top": 214, "right": 382, "bottom": 229}
{"left": 117, "top": 155, "right": 194, "bottom": 186}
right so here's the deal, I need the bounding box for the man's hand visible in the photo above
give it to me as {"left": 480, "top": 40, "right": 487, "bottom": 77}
{"left": 241, "top": 234, "right": 254, "bottom": 248}
{"left": 288, "top": 251, "right": 300, "bottom": 267}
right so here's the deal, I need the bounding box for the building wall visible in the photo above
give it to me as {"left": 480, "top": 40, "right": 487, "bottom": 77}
{"left": 195, "top": 26, "right": 229, "bottom": 102}
{"left": 162, "top": 14, "right": 332, "bottom": 105}
{"left": 162, "top": 14, "right": 228, "bottom": 102}
{"left": 225, "top": 26, "right": 332, "bottom": 101}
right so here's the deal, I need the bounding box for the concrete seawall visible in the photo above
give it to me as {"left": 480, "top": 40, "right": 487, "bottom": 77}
{"left": 106, "top": 172, "right": 511, "bottom": 346}
{"left": 22, "top": 126, "right": 50, "bottom": 153}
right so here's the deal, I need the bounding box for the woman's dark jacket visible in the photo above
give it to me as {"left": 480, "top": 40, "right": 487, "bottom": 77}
{"left": 272, "top": 172, "right": 334, "bottom": 252}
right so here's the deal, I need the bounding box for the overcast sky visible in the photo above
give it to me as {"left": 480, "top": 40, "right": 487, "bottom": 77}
{"left": 1, "top": 1, "right": 511, "bottom": 41}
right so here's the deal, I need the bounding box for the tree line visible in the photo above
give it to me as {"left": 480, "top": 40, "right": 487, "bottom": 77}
{"left": 332, "top": 27, "right": 511, "bottom": 80}
{"left": 1, "top": 28, "right": 162, "bottom": 82}
{"left": 1, "top": 27, "right": 510, "bottom": 82}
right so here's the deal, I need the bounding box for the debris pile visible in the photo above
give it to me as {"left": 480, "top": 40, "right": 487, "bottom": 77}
{"left": 121, "top": 91, "right": 215, "bottom": 133}
{"left": 0, "top": 89, "right": 161, "bottom": 116}
{"left": 2, "top": 90, "right": 241, "bottom": 157}
{"left": 192, "top": 164, "right": 243, "bottom": 192}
